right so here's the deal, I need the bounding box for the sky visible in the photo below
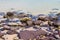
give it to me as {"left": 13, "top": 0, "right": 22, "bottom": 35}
{"left": 0, "top": 0, "right": 60, "bottom": 14}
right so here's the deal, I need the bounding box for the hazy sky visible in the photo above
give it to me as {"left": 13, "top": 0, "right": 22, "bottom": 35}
{"left": 0, "top": 0, "right": 60, "bottom": 14}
